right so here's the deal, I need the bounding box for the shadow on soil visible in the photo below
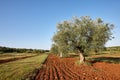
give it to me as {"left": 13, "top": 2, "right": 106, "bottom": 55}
{"left": 90, "top": 57, "right": 120, "bottom": 64}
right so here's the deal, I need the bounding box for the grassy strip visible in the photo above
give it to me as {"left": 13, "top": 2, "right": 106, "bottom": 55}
{"left": 88, "top": 57, "right": 120, "bottom": 64}
{"left": 0, "top": 53, "right": 37, "bottom": 60}
{"left": 88, "top": 52, "right": 120, "bottom": 58}
{"left": 0, "top": 54, "right": 48, "bottom": 80}
{"left": 86, "top": 53, "right": 120, "bottom": 64}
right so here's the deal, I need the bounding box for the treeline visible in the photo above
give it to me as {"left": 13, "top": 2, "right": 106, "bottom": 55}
{"left": 0, "top": 46, "right": 49, "bottom": 54}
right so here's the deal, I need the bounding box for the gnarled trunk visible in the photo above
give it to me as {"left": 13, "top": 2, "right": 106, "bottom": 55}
{"left": 78, "top": 50, "right": 85, "bottom": 63}
{"left": 60, "top": 52, "right": 63, "bottom": 57}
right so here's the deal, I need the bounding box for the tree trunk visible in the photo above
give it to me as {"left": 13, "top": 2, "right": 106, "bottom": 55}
{"left": 60, "top": 52, "right": 63, "bottom": 57}
{"left": 78, "top": 50, "right": 85, "bottom": 63}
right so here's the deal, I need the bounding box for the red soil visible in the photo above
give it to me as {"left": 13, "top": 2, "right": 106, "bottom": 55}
{"left": 36, "top": 55, "right": 120, "bottom": 80}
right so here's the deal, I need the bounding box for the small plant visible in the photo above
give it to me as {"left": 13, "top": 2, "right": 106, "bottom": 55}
{"left": 75, "top": 60, "right": 92, "bottom": 66}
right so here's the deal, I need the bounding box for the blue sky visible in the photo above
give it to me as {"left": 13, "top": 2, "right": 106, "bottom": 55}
{"left": 0, "top": 0, "right": 120, "bottom": 50}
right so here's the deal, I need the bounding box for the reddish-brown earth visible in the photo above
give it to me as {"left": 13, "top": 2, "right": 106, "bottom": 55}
{"left": 36, "top": 55, "right": 120, "bottom": 80}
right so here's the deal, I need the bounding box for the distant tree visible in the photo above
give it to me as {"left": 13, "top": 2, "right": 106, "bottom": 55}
{"left": 0, "top": 46, "right": 48, "bottom": 54}
{"left": 50, "top": 44, "right": 59, "bottom": 54}
{"left": 52, "top": 16, "right": 114, "bottom": 63}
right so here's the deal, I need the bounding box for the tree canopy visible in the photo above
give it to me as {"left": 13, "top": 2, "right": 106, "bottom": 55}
{"left": 51, "top": 16, "right": 114, "bottom": 60}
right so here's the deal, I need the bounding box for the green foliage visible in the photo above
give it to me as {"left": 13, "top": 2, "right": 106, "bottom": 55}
{"left": 51, "top": 16, "right": 114, "bottom": 55}
{"left": 50, "top": 44, "right": 59, "bottom": 54}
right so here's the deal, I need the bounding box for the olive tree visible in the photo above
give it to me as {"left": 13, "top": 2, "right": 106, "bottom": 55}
{"left": 52, "top": 16, "right": 114, "bottom": 63}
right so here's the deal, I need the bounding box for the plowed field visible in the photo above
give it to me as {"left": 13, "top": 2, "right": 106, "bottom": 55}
{"left": 36, "top": 55, "right": 120, "bottom": 80}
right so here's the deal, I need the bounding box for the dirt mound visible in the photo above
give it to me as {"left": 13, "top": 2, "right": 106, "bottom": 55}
{"left": 35, "top": 55, "right": 120, "bottom": 80}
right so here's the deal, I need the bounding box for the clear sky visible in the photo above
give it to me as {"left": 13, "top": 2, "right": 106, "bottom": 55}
{"left": 0, "top": 0, "right": 120, "bottom": 50}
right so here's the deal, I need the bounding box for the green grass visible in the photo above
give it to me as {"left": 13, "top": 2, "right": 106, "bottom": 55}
{"left": 0, "top": 54, "right": 48, "bottom": 80}
{"left": 86, "top": 52, "right": 120, "bottom": 64}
